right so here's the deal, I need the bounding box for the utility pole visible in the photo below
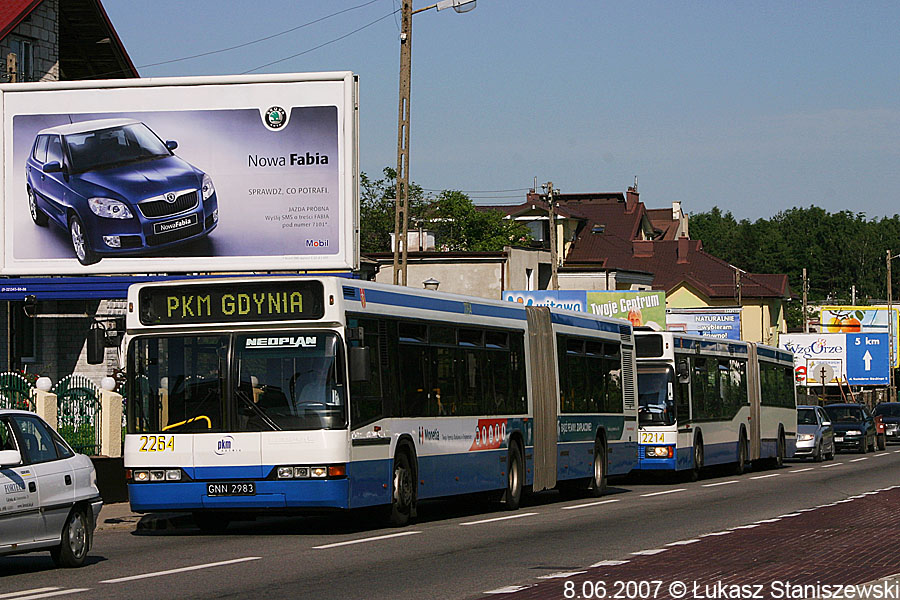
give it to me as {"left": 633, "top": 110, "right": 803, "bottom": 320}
{"left": 802, "top": 268, "right": 809, "bottom": 333}
{"left": 392, "top": 0, "right": 413, "bottom": 286}
{"left": 888, "top": 250, "right": 895, "bottom": 401}
{"left": 543, "top": 182, "right": 559, "bottom": 290}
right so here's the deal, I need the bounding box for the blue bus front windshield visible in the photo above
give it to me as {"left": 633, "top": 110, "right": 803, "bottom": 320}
{"left": 127, "top": 332, "right": 347, "bottom": 434}
{"left": 637, "top": 366, "right": 676, "bottom": 426}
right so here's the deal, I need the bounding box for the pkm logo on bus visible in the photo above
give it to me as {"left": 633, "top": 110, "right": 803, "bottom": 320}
{"left": 214, "top": 435, "right": 239, "bottom": 455}
{"left": 469, "top": 419, "right": 507, "bottom": 451}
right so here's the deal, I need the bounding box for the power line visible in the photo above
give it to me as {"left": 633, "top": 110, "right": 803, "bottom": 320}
{"left": 136, "top": 0, "right": 384, "bottom": 71}
{"left": 242, "top": 9, "right": 399, "bottom": 74}
{"left": 421, "top": 187, "right": 532, "bottom": 193}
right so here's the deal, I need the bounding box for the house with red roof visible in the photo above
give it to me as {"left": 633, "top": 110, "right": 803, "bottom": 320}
{"left": 1, "top": 0, "right": 137, "bottom": 83}
{"left": 488, "top": 186, "right": 791, "bottom": 344}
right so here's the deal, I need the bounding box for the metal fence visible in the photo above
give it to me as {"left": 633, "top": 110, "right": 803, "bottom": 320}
{"left": 0, "top": 372, "right": 36, "bottom": 411}
{"left": 53, "top": 374, "right": 102, "bottom": 456}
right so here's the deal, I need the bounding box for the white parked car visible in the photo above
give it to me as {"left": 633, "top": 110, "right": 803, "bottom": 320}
{"left": 0, "top": 409, "right": 102, "bottom": 567}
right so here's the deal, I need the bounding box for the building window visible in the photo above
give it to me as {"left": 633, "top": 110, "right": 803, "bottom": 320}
{"left": 11, "top": 303, "right": 36, "bottom": 363}
{"left": 9, "top": 37, "right": 34, "bottom": 82}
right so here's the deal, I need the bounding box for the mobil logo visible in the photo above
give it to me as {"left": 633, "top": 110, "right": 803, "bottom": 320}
{"left": 469, "top": 419, "right": 507, "bottom": 451}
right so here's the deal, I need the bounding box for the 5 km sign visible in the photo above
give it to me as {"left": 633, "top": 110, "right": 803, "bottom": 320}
{"left": 846, "top": 333, "right": 889, "bottom": 386}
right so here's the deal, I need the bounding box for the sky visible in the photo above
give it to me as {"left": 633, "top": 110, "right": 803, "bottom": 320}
{"left": 101, "top": 1, "right": 900, "bottom": 221}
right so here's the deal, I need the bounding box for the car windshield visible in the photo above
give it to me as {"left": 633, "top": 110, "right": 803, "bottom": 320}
{"left": 64, "top": 123, "right": 171, "bottom": 172}
{"left": 637, "top": 365, "right": 676, "bottom": 426}
{"left": 824, "top": 405, "right": 864, "bottom": 423}
{"left": 797, "top": 408, "right": 817, "bottom": 425}
{"left": 127, "top": 332, "right": 346, "bottom": 434}
{"left": 874, "top": 404, "right": 900, "bottom": 418}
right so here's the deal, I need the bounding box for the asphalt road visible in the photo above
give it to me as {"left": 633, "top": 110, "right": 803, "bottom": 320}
{"left": 3, "top": 449, "right": 900, "bottom": 600}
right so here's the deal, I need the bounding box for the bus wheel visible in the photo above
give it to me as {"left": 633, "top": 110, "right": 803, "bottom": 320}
{"left": 388, "top": 452, "right": 414, "bottom": 526}
{"left": 775, "top": 432, "right": 785, "bottom": 467}
{"left": 734, "top": 433, "right": 748, "bottom": 475}
{"left": 503, "top": 442, "right": 524, "bottom": 510}
{"left": 689, "top": 436, "right": 703, "bottom": 482}
{"left": 193, "top": 511, "right": 230, "bottom": 534}
{"left": 586, "top": 440, "right": 607, "bottom": 498}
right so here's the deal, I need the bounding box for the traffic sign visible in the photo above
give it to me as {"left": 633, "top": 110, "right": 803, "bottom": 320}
{"left": 846, "top": 333, "right": 889, "bottom": 385}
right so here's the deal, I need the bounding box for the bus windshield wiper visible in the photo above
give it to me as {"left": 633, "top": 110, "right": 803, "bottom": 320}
{"left": 235, "top": 389, "right": 282, "bottom": 431}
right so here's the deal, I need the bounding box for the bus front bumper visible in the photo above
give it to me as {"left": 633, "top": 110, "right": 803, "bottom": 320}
{"left": 128, "top": 479, "right": 350, "bottom": 512}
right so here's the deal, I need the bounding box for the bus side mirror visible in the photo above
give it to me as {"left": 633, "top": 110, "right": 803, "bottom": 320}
{"left": 349, "top": 346, "right": 371, "bottom": 383}
{"left": 676, "top": 359, "right": 690, "bottom": 383}
{"left": 87, "top": 322, "right": 106, "bottom": 365}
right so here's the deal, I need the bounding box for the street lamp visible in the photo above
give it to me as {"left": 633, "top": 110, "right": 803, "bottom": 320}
{"left": 392, "top": 0, "right": 477, "bottom": 286}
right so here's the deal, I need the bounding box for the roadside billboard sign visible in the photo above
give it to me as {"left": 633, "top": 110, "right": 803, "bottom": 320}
{"left": 819, "top": 306, "right": 900, "bottom": 368}
{"left": 845, "top": 333, "right": 890, "bottom": 386}
{"left": 0, "top": 72, "right": 359, "bottom": 274}
{"left": 779, "top": 333, "right": 846, "bottom": 385}
{"left": 503, "top": 290, "right": 666, "bottom": 329}
{"left": 666, "top": 308, "right": 742, "bottom": 340}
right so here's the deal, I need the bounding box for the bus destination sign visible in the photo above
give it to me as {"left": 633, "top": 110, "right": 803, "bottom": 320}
{"left": 138, "top": 280, "right": 325, "bottom": 325}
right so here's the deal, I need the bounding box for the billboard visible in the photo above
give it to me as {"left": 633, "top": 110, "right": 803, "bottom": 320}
{"left": 0, "top": 72, "right": 358, "bottom": 274}
{"left": 503, "top": 290, "right": 666, "bottom": 329}
{"left": 819, "top": 306, "right": 899, "bottom": 367}
{"left": 666, "top": 308, "right": 742, "bottom": 340}
{"left": 779, "top": 332, "right": 890, "bottom": 386}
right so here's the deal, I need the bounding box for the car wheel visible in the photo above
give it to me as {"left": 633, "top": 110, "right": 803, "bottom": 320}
{"left": 28, "top": 187, "right": 48, "bottom": 226}
{"left": 826, "top": 441, "right": 835, "bottom": 460}
{"left": 878, "top": 434, "right": 886, "bottom": 451}
{"left": 69, "top": 215, "right": 99, "bottom": 266}
{"left": 814, "top": 440, "right": 824, "bottom": 462}
{"left": 50, "top": 507, "right": 90, "bottom": 568}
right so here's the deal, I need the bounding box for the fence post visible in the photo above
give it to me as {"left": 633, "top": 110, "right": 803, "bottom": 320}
{"left": 34, "top": 377, "right": 57, "bottom": 429}
{"left": 100, "top": 383, "right": 123, "bottom": 458}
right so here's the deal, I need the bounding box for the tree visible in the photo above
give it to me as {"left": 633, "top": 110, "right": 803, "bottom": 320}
{"left": 359, "top": 169, "right": 531, "bottom": 253}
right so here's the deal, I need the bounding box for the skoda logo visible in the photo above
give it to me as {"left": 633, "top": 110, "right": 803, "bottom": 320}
{"left": 265, "top": 106, "right": 287, "bottom": 129}
{"left": 164, "top": 192, "right": 177, "bottom": 203}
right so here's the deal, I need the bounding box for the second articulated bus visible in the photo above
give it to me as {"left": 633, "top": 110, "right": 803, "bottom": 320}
{"left": 634, "top": 331, "right": 796, "bottom": 478}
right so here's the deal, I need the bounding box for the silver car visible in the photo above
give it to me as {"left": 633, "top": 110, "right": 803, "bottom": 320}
{"left": 0, "top": 410, "right": 103, "bottom": 567}
{"left": 794, "top": 405, "right": 835, "bottom": 462}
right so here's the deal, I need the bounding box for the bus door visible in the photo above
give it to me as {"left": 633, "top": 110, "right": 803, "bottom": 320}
{"left": 747, "top": 344, "right": 761, "bottom": 460}
{"left": 526, "top": 306, "right": 557, "bottom": 492}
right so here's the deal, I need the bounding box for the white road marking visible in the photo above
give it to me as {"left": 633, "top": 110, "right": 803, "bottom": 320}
{"left": 778, "top": 513, "right": 802, "bottom": 518}
{"left": 754, "top": 518, "right": 780, "bottom": 524}
{"left": 0, "top": 591, "right": 91, "bottom": 600}
{"left": 789, "top": 468, "right": 814, "bottom": 473}
{"left": 666, "top": 539, "right": 701, "bottom": 546}
{"left": 485, "top": 586, "right": 533, "bottom": 594}
{"left": 590, "top": 559, "right": 630, "bottom": 567}
{"left": 538, "top": 571, "right": 587, "bottom": 579}
{"left": 0, "top": 591, "right": 60, "bottom": 600}
{"left": 101, "top": 557, "right": 262, "bottom": 583}
{"left": 850, "top": 457, "right": 868, "bottom": 462}
{"left": 750, "top": 473, "right": 780, "bottom": 480}
{"left": 700, "top": 531, "right": 733, "bottom": 537}
{"left": 562, "top": 498, "right": 621, "bottom": 510}
{"left": 631, "top": 548, "right": 667, "bottom": 555}
{"left": 821, "top": 463, "right": 842, "bottom": 468}
{"left": 702, "top": 480, "right": 738, "bottom": 487}
{"left": 729, "top": 524, "right": 759, "bottom": 530}
{"left": 313, "top": 531, "right": 420, "bottom": 549}
{"left": 641, "top": 488, "right": 686, "bottom": 497}
{"left": 461, "top": 512, "right": 539, "bottom": 526}
{"left": 894, "top": 450, "right": 900, "bottom": 453}
{"left": 874, "top": 453, "right": 889, "bottom": 457}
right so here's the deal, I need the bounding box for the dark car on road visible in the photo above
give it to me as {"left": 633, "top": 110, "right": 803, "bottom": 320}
{"left": 823, "top": 403, "right": 877, "bottom": 454}
{"left": 873, "top": 402, "right": 900, "bottom": 444}
{"left": 794, "top": 405, "right": 835, "bottom": 462}
{"left": 25, "top": 118, "right": 218, "bottom": 265}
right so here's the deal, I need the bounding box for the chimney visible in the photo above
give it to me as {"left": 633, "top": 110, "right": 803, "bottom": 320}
{"left": 677, "top": 235, "right": 690, "bottom": 264}
{"left": 633, "top": 240, "right": 654, "bottom": 258}
{"left": 625, "top": 186, "right": 639, "bottom": 214}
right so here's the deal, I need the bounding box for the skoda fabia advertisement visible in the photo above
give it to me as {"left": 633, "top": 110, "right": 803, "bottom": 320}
{"left": 0, "top": 72, "right": 358, "bottom": 274}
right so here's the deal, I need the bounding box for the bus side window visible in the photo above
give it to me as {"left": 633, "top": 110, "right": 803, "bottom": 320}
{"left": 348, "top": 316, "right": 386, "bottom": 427}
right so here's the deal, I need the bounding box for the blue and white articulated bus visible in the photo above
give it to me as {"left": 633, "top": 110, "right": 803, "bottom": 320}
{"left": 634, "top": 331, "right": 796, "bottom": 478}
{"left": 123, "top": 276, "right": 638, "bottom": 529}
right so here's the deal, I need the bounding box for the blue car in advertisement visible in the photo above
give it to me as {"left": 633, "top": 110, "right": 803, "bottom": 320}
{"left": 25, "top": 118, "right": 218, "bottom": 265}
